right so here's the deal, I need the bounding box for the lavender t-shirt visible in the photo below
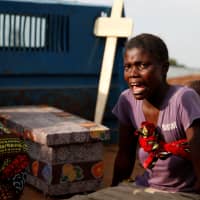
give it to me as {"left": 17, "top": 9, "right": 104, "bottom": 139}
{"left": 112, "top": 85, "right": 200, "bottom": 192}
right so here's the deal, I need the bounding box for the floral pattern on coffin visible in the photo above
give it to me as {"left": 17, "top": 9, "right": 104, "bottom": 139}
{"left": 60, "top": 164, "right": 84, "bottom": 183}
{"left": 91, "top": 161, "right": 104, "bottom": 179}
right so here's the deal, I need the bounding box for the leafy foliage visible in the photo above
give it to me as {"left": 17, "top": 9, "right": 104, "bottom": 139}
{"left": 169, "top": 58, "right": 186, "bottom": 68}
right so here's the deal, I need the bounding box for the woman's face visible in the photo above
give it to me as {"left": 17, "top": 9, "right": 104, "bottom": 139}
{"left": 123, "top": 47, "right": 167, "bottom": 101}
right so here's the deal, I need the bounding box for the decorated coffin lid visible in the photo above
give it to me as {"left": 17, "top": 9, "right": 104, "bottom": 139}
{"left": 0, "top": 106, "right": 110, "bottom": 146}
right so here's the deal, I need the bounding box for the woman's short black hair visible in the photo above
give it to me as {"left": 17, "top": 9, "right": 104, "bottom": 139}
{"left": 125, "top": 33, "right": 169, "bottom": 64}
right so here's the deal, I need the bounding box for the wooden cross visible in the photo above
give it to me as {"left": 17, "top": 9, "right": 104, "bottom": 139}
{"left": 94, "top": 0, "right": 133, "bottom": 124}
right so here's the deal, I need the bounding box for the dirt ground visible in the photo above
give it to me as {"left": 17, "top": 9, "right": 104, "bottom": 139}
{"left": 20, "top": 74, "right": 200, "bottom": 200}
{"left": 167, "top": 74, "right": 200, "bottom": 85}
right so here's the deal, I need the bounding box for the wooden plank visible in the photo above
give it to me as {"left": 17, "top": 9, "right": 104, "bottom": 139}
{"left": 94, "top": 0, "right": 133, "bottom": 124}
{"left": 94, "top": 17, "right": 133, "bottom": 37}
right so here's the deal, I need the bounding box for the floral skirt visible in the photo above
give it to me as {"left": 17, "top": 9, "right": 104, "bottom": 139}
{"left": 0, "top": 170, "right": 27, "bottom": 200}
{"left": 0, "top": 122, "right": 29, "bottom": 200}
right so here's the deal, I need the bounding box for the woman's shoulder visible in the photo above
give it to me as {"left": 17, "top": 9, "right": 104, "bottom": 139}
{"left": 121, "top": 88, "right": 131, "bottom": 96}
{"left": 169, "top": 84, "right": 197, "bottom": 96}
{"left": 169, "top": 84, "right": 200, "bottom": 103}
{"left": 119, "top": 89, "right": 138, "bottom": 104}
{"left": 119, "top": 89, "right": 132, "bottom": 100}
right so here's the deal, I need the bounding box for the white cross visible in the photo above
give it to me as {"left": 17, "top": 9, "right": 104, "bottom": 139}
{"left": 94, "top": 0, "right": 133, "bottom": 124}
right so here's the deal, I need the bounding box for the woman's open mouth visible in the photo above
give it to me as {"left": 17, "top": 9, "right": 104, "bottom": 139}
{"left": 130, "top": 82, "right": 146, "bottom": 97}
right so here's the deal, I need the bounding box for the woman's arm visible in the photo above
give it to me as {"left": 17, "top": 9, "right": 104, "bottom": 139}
{"left": 186, "top": 118, "right": 200, "bottom": 193}
{"left": 111, "top": 123, "right": 138, "bottom": 186}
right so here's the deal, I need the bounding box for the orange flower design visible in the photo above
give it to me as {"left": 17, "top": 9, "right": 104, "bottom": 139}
{"left": 91, "top": 161, "right": 104, "bottom": 179}
{"left": 32, "top": 160, "right": 39, "bottom": 176}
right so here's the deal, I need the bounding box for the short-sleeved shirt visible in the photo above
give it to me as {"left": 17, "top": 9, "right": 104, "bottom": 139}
{"left": 112, "top": 85, "right": 200, "bottom": 192}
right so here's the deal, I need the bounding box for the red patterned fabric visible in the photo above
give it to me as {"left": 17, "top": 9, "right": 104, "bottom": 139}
{"left": 0, "top": 154, "right": 29, "bottom": 180}
{"left": 135, "top": 121, "right": 191, "bottom": 169}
